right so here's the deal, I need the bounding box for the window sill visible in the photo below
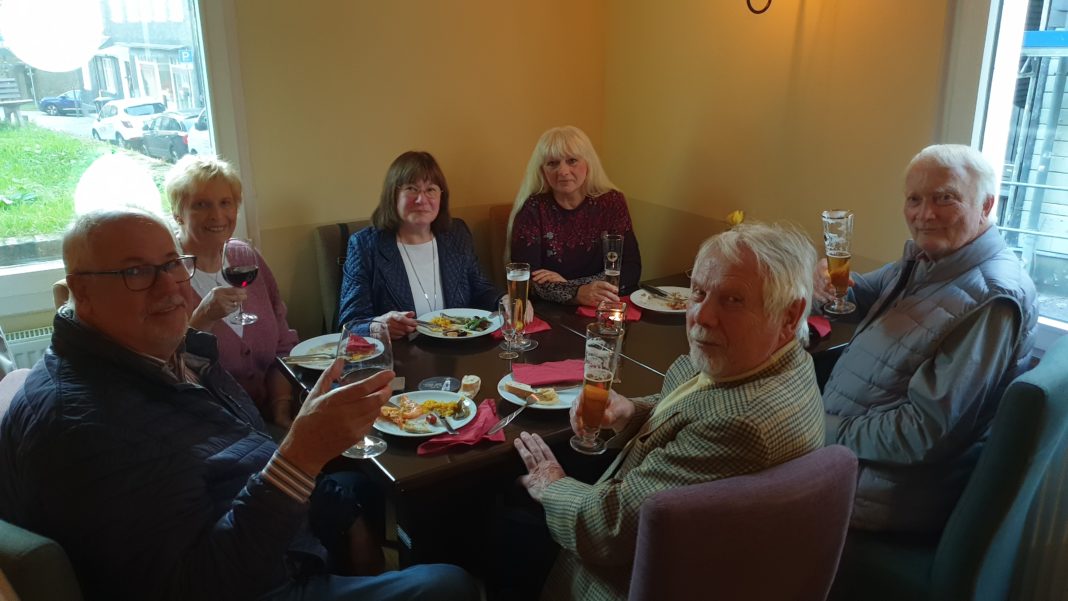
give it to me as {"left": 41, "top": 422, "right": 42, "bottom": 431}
{"left": 0, "top": 261, "right": 65, "bottom": 317}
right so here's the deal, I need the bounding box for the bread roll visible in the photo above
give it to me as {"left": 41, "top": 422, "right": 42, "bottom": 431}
{"left": 503, "top": 380, "right": 536, "bottom": 397}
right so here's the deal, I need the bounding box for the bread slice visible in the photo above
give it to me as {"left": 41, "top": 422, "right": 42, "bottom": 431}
{"left": 503, "top": 380, "right": 536, "bottom": 398}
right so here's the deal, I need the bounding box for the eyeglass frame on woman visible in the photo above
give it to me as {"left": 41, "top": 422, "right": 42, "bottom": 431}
{"left": 68, "top": 255, "right": 197, "bottom": 291}
{"left": 399, "top": 184, "right": 442, "bottom": 199}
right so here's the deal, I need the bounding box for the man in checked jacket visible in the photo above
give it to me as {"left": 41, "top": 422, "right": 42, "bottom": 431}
{"left": 512, "top": 222, "right": 827, "bottom": 601}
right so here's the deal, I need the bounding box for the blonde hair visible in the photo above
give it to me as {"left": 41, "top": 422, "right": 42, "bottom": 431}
{"left": 505, "top": 126, "right": 618, "bottom": 261}
{"left": 164, "top": 154, "right": 243, "bottom": 217}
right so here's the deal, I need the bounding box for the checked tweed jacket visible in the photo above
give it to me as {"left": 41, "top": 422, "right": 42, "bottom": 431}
{"left": 539, "top": 340, "right": 825, "bottom": 601}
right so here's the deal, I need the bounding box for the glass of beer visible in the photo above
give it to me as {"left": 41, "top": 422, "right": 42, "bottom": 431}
{"left": 506, "top": 262, "right": 538, "bottom": 351}
{"left": 603, "top": 233, "right": 624, "bottom": 292}
{"left": 336, "top": 318, "right": 393, "bottom": 459}
{"left": 571, "top": 322, "right": 624, "bottom": 455}
{"left": 821, "top": 210, "right": 856, "bottom": 315}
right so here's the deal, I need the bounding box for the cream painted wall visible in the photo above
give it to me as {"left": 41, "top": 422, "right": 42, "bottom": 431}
{"left": 233, "top": 0, "right": 606, "bottom": 336}
{"left": 601, "top": 0, "right": 953, "bottom": 271}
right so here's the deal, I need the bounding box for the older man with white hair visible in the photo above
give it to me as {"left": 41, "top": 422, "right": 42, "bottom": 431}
{"left": 821, "top": 144, "right": 1038, "bottom": 534}
{"left": 508, "top": 222, "right": 827, "bottom": 601}
{"left": 0, "top": 209, "right": 478, "bottom": 601}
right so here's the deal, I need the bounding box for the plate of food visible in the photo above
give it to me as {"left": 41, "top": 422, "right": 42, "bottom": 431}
{"left": 496, "top": 373, "right": 579, "bottom": 411}
{"left": 373, "top": 391, "right": 477, "bottom": 437}
{"left": 416, "top": 308, "right": 501, "bottom": 339}
{"left": 629, "top": 286, "right": 690, "bottom": 314}
{"left": 286, "top": 333, "right": 384, "bottom": 370}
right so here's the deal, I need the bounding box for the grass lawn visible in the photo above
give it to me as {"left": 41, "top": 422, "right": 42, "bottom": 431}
{"left": 0, "top": 122, "right": 169, "bottom": 239}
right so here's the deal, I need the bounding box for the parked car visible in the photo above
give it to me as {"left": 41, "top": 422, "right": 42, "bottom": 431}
{"left": 187, "top": 109, "right": 214, "bottom": 156}
{"left": 38, "top": 90, "right": 92, "bottom": 116}
{"left": 91, "top": 98, "right": 167, "bottom": 149}
{"left": 140, "top": 111, "right": 199, "bottom": 162}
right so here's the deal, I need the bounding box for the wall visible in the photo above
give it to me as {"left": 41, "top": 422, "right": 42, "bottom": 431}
{"left": 601, "top": 0, "right": 953, "bottom": 270}
{"left": 233, "top": 0, "right": 606, "bottom": 337}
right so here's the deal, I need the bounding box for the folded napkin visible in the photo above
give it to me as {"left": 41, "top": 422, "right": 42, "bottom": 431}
{"left": 417, "top": 399, "right": 505, "bottom": 455}
{"left": 575, "top": 296, "right": 642, "bottom": 321}
{"left": 808, "top": 315, "right": 832, "bottom": 339}
{"left": 513, "top": 358, "right": 585, "bottom": 387}
{"left": 491, "top": 316, "right": 552, "bottom": 340}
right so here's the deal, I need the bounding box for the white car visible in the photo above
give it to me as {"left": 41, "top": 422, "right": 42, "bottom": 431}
{"left": 91, "top": 98, "right": 167, "bottom": 149}
{"left": 187, "top": 109, "right": 215, "bottom": 156}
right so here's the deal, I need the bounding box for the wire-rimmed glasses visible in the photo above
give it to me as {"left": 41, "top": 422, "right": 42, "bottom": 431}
{"left": 69, "top": 255, "right": 196, "bottom": 290}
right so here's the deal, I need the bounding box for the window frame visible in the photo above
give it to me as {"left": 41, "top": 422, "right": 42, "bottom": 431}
{"left": 0, "top": 0, "right": 258, "bottom": 319}
{"left": 940, "top": 0, "right": 1068, "bottom": 356}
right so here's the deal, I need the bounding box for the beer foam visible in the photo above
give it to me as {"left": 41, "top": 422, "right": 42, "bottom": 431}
{"left": 507, "top": 270, "right": 530, "bottom": 281}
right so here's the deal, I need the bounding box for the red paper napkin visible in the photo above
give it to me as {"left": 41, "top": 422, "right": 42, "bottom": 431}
{"left": 417, "top": 399, "right": 505, "bottom": 455}
{"left": 575, "top": 295, "right": 642, "bottom": 321}
{"left": 513, "top": 359, "right": 585, "bottom": 387}
{"left": 491, "top": 316, "right": 552, "bottom": 340}
{"left": 808, "top": 315, "right": 832, "bottom": 338}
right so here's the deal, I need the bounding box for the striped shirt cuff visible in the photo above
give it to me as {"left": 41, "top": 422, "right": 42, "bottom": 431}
{"left": 261, "top": 452, "right": 316, "bottom": 504}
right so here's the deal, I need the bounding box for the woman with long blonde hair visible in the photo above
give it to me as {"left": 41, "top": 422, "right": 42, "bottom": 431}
{"left": 507, "top": 126, "right": 641, "bottom": 306}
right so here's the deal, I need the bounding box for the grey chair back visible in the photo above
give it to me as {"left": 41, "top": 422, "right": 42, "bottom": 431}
{"left": 313, "top": 220, "right": 369, "bottom": 333}
{"left": 629, "top": 445, "right": 858, "bottom": 601}
{"left": 932, "top": 335, "right": 1068, "bottom": 600}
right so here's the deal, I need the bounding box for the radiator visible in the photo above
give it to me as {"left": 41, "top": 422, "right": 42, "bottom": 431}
{"left": 6, "top": 326, "right": 52, "bottom": 369}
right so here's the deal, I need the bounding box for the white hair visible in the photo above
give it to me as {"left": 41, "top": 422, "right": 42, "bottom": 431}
{"left": 695, "top": 222, "right": 816, "bottom": 343}
{"left": 906, "top": 144, "right": 997, "bottom": 204}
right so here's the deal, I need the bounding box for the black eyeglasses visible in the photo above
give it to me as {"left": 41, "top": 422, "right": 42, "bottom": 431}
{"left": 69, "top": 255, "right": 197, "bottom": 291}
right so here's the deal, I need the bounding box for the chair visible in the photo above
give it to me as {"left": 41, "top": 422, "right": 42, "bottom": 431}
{"left": 0, "top": 368, "right": 83, "bottom": 601}
{"left": 312, "top": 220, "right": 369, "bottom": 333}
{"left": 830, "top": 335, "right": 1068, "bottom": 601}
{"left": 628, "top": 445, "right": 858, "bottom": 601}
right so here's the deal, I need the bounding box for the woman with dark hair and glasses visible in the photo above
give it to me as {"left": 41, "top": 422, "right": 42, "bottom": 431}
{"left": 338, "top": 151, "right": 502, "bottom": 339}
{"left": 165, "top": 155, "right": 300, "bottom": 428}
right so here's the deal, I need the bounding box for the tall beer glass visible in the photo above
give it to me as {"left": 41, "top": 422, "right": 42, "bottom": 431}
{"left": 506, "top": 262, "right": 538, "bottom": 351}
{"left": 571, "top": 322, "right": 624, "bottom": 455}
{"left": 603, "top": 234, "right": 623, "bottom": 291}
{"left": 821, "top": 210, "right": 856, "bottom": 315}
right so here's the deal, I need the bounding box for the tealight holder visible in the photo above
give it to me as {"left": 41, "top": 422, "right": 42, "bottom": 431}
{"left": 596, "top": 300, "right": 627, "bottom": 332}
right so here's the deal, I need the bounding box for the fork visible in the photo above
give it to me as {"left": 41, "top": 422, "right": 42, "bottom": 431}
{"left": 487, "top": 393, "right": 539, "bottom": 435}
{"left": 427, "top": 410, "right": 458, "bottom": 435}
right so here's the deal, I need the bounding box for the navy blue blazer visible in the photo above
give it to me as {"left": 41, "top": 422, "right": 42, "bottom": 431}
{"left": 337, "top": 219, "right": 501, "bottom": 328}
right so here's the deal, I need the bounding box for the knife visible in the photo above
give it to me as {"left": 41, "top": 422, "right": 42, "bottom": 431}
{"left": 487, "top": 394, "right": 539, "bottom": 435}
{"left": 640, "top": 284, "right": 671, "bottom": 299}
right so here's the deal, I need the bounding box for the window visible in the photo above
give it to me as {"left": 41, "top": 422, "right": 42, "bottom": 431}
{"left": 0, "top": 0, "right": 237, "bottom": 317}
{"left": 964, "top": 0, "right": 1068, "bottom": 351}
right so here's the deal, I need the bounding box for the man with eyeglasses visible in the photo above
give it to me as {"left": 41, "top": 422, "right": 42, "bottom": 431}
{"left": 0, "top": 209, "right": 478, "bottom": 601}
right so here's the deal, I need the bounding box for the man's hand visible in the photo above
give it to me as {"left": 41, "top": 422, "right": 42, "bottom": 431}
{"left": 190, "top": 286, "right": 247, "bottom": 329}
{"left": 570, "top": 388, "right": 634, "bottom": 434}
{"left": 576, "top": 281, "right": 620, "bottom": 306}
{"left": 376, "top": 311, "right": 417, "bottom": 339}
{"left": 515, "top": 432, "right": 566, "bottom": 503}
{"left": 532, "top": 269, "right": 566, "bottom": 284}
{"left": 278, "top": 359, "right": 394, "bottom": 476}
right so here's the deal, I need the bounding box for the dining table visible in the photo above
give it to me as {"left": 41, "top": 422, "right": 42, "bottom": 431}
{"left": 276, "top": 273, "right": 856, "bottom": 572}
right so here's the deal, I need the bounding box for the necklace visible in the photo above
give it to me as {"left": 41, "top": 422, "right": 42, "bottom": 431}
{"left": 400, "top": 238, "right": 438, "bottom": 309}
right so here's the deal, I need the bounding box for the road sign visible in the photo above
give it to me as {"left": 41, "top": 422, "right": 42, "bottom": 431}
{"left": 179, "top": 49, "right": 193, "bottom": 63}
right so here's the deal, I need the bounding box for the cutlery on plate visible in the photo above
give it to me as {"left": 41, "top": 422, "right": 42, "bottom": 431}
{"left": 640, "top": 284, "right": 671, "bottom": 299}
{"left": 487, "top": 394, "right": 539, "bottom": 435}
{"left": 427, "top": 410, "right": 458, "bottom": 435}
{"left": 281, "top": 353, "right": 335, "bottom": 363}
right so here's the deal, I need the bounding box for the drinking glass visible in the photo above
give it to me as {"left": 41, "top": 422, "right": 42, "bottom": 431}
{"left": 603, "top": 233, "right": 623, "bottom": 291}
{"left": 497, "top": 297, "right": 519, "bottom": 360}
{"left": 571, "top": 322, "right": 624, "bottom": 455}
{"left": 337, "top": 319, "right": 393, "bottom": 459}
{"left": 505, "top": 262, "right": 538, "bottom": 351}
{"left": 821, "top": 210, "right": 856, "bottom": 315}
{"left": 222, "top": 239, "right": 259, "bottom": 325}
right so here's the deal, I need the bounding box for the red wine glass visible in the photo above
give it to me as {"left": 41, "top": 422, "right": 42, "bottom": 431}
{"left": 222, "top": 238, "right": 259, "bottom": 325}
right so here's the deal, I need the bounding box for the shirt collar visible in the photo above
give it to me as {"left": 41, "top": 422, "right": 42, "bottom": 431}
{"left": 710, "top": 338, "right": 800, "bottom": 385}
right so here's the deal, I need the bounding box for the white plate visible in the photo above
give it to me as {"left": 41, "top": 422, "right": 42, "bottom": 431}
{"left": 630, "top": 286, "right": 690, "bottom": 314}
{"left": 416, "top": 308, "right": 501, "bottom": 339}
{"left": 497, "top": 373, "right": 579, "bottom": 411}
{"left": 286, "top": 333, "right": 384, "bottom": 370}
{"left": 372, "top": 391, "right": 477, "bottom": 437}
